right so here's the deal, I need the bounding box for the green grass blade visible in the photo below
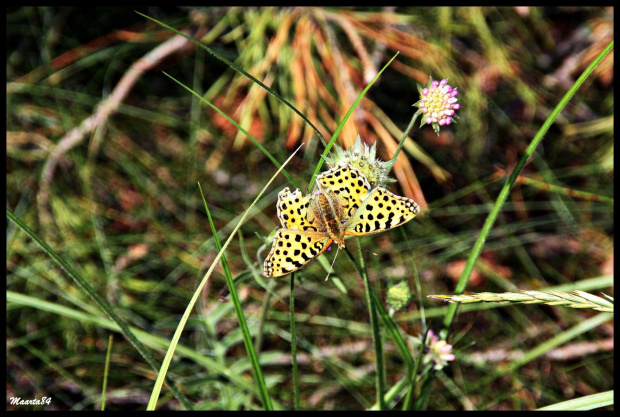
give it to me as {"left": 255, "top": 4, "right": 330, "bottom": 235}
{"left": 441, "top": 39, "right": 614, "bottom": 338}
{"left": 413, "top": 38, "right": 614, "bottom": 412}
{"left": 163, "top": 71, "right": 300, "bottom": 190}
{"left": 290, "top": 273, "right": 301, "bottom": 410}
{"left": 199, "top": 182, "right": 273, "bottom": 410}
{"left": 537, "top": 390, "right": 613, "bottom": 410}
{"left": 135, "top": 11, "right": 326, "bottom": 148}
{"left": 6, "top": 209, "right": 193, "bottom": 410}
{"left": 308, "top": 52, "right": 400, "bottom": 191}
{"left": 7, "top": 291, "right": 273, "bottom": 401}
{"left": 355, "top": 240, "right": 385, "bottom": 410}
{"left": 100, "top": 335, "right": 113, "bottom": 411}
{"left": 146, "top": 145, "right": 302, "bottom": 410}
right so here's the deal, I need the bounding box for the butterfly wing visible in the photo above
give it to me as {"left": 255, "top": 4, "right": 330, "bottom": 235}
{"left": 264, "top": 229, "right": 332, "bottom": 277}
{"left": 344, "top": 187, "right": 420, "bottom": 236}
{"left": 315, "top": 163, "right": 371, "bottom": 222}
{"left": 276, "top": 187, "right": 320, "bottom": 231}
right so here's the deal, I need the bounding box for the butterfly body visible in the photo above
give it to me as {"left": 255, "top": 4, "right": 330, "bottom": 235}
{"left": 312, "top": 191, "right": 346, "bottom": 248}
{"left": 264, "top": 163, "right": 420, "bottom": 277}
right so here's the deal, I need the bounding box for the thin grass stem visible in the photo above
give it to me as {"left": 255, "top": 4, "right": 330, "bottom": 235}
{"left": 100, "top": 335, "right": 113, "bottom": 411}
{"left": 145, "top": 146, "right": 302, "bottom": 410}
{"left": 344, "top": 246, "right": 415, "bottom": 409}
{"left": 201, "top": 186, "right": 273, "bottom": 410}
{"left": 355, "top": 239, "right": 386, "bottom": 410}
{"left": 6, "top": 209, "right": 194, "bottom": 410}
{"left": 441, "top": 39, "right": 614, "bottom": 338}
{"left": 388, "top": 107, "right": 422, "bottom": 168}
{"left": 308, "top": 52, "right": 400, "bottom": 191}
{"left": 290, "top": 272, "right": 301, "bottom": 410}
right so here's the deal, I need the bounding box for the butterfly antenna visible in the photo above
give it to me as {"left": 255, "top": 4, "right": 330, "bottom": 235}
{"left": 325, "top": 245, "right": 341, "bottom": 281}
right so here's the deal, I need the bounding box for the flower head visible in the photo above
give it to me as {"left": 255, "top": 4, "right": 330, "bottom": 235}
{"left": 425, "top": 330, "right": 456, "bottom": 370}
{"left": 323, "top": 135, "right": 395, "bottom": 188}
{"left": 414, "top": 77, "right": 461, "bottom": 135}
{"left": 387, "top": 281, "right": 412, "bottom": 311}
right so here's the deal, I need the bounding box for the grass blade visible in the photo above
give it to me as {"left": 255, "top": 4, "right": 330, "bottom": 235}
{"left": 135, "top": 11, "right": 326, "bottom": 148}
{"left": 415, "top": 38, "right": 614, "bottom": 411}
{"left": 441, "top": 39, "right": 614, "bottom": 337}
{"left": 146, "top": 145, "right": 303, "bottom": 410}
{"left": 163, "top": 71, "right": 300, "bottom": 190}
{"left": 100, "top": 335, "right": 113, "bottom": 411}
{"left": 199, "top": 182, "right": 273, "bottom": 410}
{"left": 537, "top": 390, "right": 613, "bottom": 410}
{"left": 308, "top": 52, "right": 400, "bottom": 191}
{"left": 6, "top": 209, "right": 193, "bottom": 410}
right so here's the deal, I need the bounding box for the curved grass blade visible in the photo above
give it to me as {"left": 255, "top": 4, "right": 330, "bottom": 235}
{"left": 136, "top": 11, "right": 326, "bottom": 148}
{"left": 6, "top": 209, "right": 193, "bottom": 410}
{"left": 308, "top": 52, "right": 400, "bottom": 191}
{"left": 199, "top": 182, "right": 273, "bottom": 410}
{"left": 415, "top": 40, "right": 615, "bottom": 410}
{"left": 163, "top": 71, "right": 300, "bottom": 190}
{"left": 441, "top": 39, "right": 614, "bottom": 338}
{"left": 146, "top": 145, "right": 303, "bottom": 410}
{"left": 537, "top": 390, "right": 613, "bottom": 410}
{"left": 7, "top": 291, "right": 274, "bottom": 402}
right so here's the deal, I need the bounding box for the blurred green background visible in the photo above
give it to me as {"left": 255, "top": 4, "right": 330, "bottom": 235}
{"left": 6, "top": 7, "right": 613, "bottom": 410}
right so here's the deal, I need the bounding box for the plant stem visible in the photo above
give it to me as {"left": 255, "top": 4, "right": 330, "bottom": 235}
{"left": 440, "top": 39, "right": 614, "bottom": 340}
{"left": 356, "top": 239, "right": 386, "bottom": 410}
{"left": 6, "top": 209, "right": 193, "bottom": 410}
{"left": 290, "top": 272, "right": 301, "bottom": 410}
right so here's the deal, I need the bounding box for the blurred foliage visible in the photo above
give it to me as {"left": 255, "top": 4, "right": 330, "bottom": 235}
{"left": 6, "top": 6, "right": 613, "bottom": 410}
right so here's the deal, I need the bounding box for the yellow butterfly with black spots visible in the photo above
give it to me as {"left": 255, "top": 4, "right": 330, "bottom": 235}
{"left": 264, "top": 163, "right": 420, "bottom": 277}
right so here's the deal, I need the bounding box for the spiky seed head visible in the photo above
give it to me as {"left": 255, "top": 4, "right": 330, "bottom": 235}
{"left": 323, "top": 135, "right": 396, "bottom": 188}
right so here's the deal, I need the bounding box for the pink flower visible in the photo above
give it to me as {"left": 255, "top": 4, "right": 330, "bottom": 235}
{"left": 425, "top": 330, "right": 456, "bottom": 370}
{"left": 414, "top": 77, "right": 461, "bottom": 134}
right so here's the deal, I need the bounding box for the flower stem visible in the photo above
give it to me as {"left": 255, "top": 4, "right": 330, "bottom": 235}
{"left": 440, "top": 39, "right": 614, "bottom": 340}
{"left": 388, "top": 108, "right": 421, "bottom": 169}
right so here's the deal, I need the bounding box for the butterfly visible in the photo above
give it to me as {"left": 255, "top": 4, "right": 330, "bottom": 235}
{"left": 263, "top": 163, "right": 420, "bottom": 277}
